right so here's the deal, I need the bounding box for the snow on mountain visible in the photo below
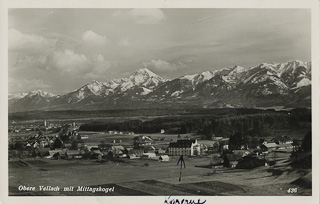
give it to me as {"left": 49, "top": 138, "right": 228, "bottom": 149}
{"left": 296, "top": 78, "right": 311, "bottom": 88}
{"left": 222, "top": 65, "right": 249, "bottom": 84}
{"left": 140, "top": 87, "right": 152, "bottom": 96}
{"left": 8, "top": 60, "right": 312, "bottom": 112}
{"left": 85, "top": 80, "right": 105, "bottom": 95}
{"left": 181, "top": 74, "right": 198, "bottom": 81}
{"left": 180, "top": 71, "right": 216, "bottom": 86}
{"left": 8, "top": 92, "right": 28, "bottom": 100}
{"left": 26, "top": 90, "right": 57, "bottom": 98}
{"left": 129, "top": 68, "right": 165, "bottom": 88}
{"left": 56, "top": 68, "right": 166, "bottom": 104}
{"left": 171, "top": 90, "right": 184, "bottom": 97}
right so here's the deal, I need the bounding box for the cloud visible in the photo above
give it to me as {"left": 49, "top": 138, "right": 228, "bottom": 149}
{"left": 9, "top": 77, "right": 51, "bottom": 93}
{"left": 52, "top": 49, "right": 90, "bottom": 73}
{"left": 82, "top": 30, "right": 107, "bottom": 46}
{"left": 118, "top": 38, "right": 131, "bottom": 46}
{"left": 83, "top": 54, "right": 112, "bottom": 79}
{"left": 143, "top": 59, "right": 185, "bottom": 73}
{"left": 9, "top": 29, "right": 57, "bottom": 54}
{"left": 92, "top": 54, "right": 112, "bottom": 73}
{"left": 112, "top": 9, "right": 165, "bottom": 24}
{"left": 130, "top": 9, "right": 165, "bottom": 24}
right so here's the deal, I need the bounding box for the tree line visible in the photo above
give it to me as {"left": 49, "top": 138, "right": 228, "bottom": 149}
{"left": 79, "top": 108, "right": 311, "bottom": 138}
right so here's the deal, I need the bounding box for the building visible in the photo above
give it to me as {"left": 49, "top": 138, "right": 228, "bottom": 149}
{"left": 277, "top": 143, "right": 293, "bottom": 150}
{"left": 65, "top": 150, "right": 80, "bottom": 159}
{"left": 159, "top": 155, "right": 170, "bottom": 162}
{"left": 142, "top": 152, "right": 157, "bottom": 158}
{"left": 168, "top": 139, "right": 200, "bottom": 156}
{"left": 133, "top": 135, "right": 154, "bottom": 148}
{"left": 224, "top": 153, "right": 242, "bottom": 168}
{"left": 111, "top": 145, "right": 127, "bottom": 156}
{"left": 262, "top": 142, "right": 278, "bottom": 151}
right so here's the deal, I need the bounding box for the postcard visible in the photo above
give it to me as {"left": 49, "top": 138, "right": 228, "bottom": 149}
{"left": 0, "top": 0, "right": 319, "bottom": 204}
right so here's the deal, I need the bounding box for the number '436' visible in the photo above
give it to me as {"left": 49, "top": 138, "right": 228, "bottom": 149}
{"left": 287, "top": 188, "right": 298, "bottom": 193}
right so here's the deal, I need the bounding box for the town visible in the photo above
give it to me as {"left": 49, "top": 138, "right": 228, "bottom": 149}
{"left": 9, "top": 119, "right": 298, "bottom": 166}
{"left": 8, "top": 114, "right": 312, "bottom": 196}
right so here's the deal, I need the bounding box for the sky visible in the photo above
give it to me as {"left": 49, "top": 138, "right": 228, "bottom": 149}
{"left": 8, "top": 8, "right": 311, "bottom": 94}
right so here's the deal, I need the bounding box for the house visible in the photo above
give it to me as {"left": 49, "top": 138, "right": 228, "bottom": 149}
{"left": 86, "top": 145, "right": 99, "bottom": 151}
{"left": 277, "top": 143, "right": 293, "bottom": 150}
{"left": 143, "top": 146, "right": 156, "bottom": 153}
{"left": 142, "top": 152, "right": 157, "bottom": 158}
{"left": 263, "top": 142, "right": 278, "bottom": 151}
{"left": 128, "top": 149, "right": 144, "bottom": 158}
{"left": 237, "top": 156, "right": 266, "bottom": 169}
{"left": 224, "top": 153, "right": 243, "bottom": 168}
{"left": 33, "top": 141, "right": 39, "bottom": 149}
{"left": 98, "top": 143, "right": 112, "bottom": 154}
{"left": 155, "top": 148, "right": 166, "bottom": 155}
{"left": 233, "top": 150, "right": 251, "bottom": 157}
{"left": 111, "top": 146, "right": 127, "bottom": 156}
{"left": 200, "top": 144, "right": 208, "bottom": 155}
{"left": 260, "top": 145, "right": 269, "bottom": 154}
{"left": 222, "top": 144, "right": 229, "bottom": 150}
{"left": 161, "top": 129, "right": 165, "bottom": 134}
{"left": 168, "top": 139, "right": 200, "bottom": 156}
{"left": 65, "top": 150, "right": 80, "bottom": 159}
{"left": 126, "top": 131, "right": 135, "bottom": 135}
{"left": 159, "top": 155, "right": 170, "bottom": 162}
{"left": 88, "top": 146, "right": 102, "bottom": 158}
{"left": 39, "top": 141, "right": 49, "bottom": 148}
{"left": 133, "top": 135, "right": 154, "bottom": 148}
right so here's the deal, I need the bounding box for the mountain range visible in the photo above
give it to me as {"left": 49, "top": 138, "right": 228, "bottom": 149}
{"left": 8, "top": 60, "right": 311, "bottom": 112}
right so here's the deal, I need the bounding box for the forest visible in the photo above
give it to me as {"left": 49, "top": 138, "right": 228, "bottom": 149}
{"left": 79, "top": 108, "right": 311, "bottom": 139}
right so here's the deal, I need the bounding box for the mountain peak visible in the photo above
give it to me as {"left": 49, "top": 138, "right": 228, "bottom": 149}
{"left": 128, "top": 68, "right": 164, "bottom": 89}
{"left": 134, "top": 68, "right": 159, "bottom": 78}
{"left": 8, "top": 92, "right": 28, "bottom": 100}
{"left": 27, "top": 90, "right": 56, "bottom": 98}
{"left": 92, "top": 80, "right": 101, "bottom": 84}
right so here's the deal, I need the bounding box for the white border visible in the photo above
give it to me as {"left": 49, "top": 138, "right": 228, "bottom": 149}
{"left": 0, "top": 0, "right": 319, "bottom": 204}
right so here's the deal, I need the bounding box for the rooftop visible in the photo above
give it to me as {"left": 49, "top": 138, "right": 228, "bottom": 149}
{"left": 168, "top": 139, "right": 196, "bottom": 148}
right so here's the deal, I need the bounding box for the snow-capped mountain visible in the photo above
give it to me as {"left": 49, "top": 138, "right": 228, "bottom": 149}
{"left": 8, "top": 61, "right": 311, "bottom": 112}
{"left": 8, "top": 92, "right": 28, "bottom": 100}
{"left": 39, "top": 68, "right": 167, "bottom": 107}
{"left": 25, "top": 90, "right": 57, "bottom": 98}
{"left": 9, "top": 90, "right": 58, "bottom": 112}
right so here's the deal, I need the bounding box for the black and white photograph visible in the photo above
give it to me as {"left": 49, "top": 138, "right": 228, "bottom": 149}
{"left": 1, "top": 0, "right": 319, "bottom": 203}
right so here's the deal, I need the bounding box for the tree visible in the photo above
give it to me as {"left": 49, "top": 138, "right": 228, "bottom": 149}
{"left": 53, "top": 138, "right": 63, "bottom": 149}
{"left": 212, "top": 141, "right": 220, "bottom": 153}
{"left": 242, "top": 135, "right": 251, "bottom": 149}
{"left": 250, "top": 137, "right": 259, "bottom": 149}
{"left": 228, "top": 132, "right": 243, "bottom": 150}
{"left": 292, "top": 139, "right": 300, "bottom": 152}
{"left": 223, "top": 154, "right": 230, "bottom": 168}
{"left": 301, "top": 131, "right": 311, "bottom": 152}
{"left": 71, "top": 139, "right": 79, "bottom": 150}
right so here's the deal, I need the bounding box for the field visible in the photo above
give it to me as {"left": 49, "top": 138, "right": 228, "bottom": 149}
{"left": 8, "top": 108, "right": 312, "bottom": 196}
{"left": 9, "top": 149, "right": 311, "bottom": 196}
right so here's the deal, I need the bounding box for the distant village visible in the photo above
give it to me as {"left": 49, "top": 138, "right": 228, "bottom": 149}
{"left": 9, "top": 119, "right": 298, "bottom": 169}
